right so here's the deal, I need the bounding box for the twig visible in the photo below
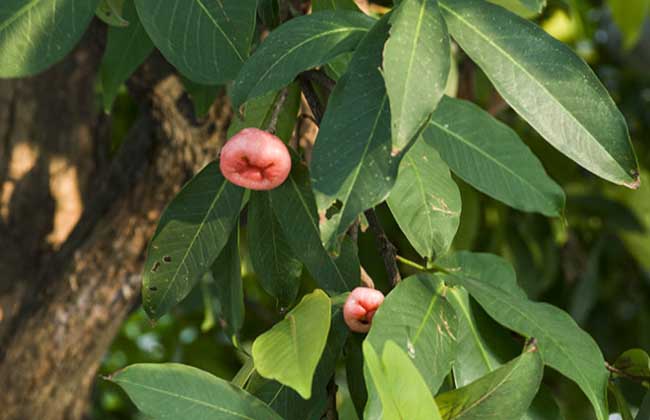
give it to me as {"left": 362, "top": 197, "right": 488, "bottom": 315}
{"left": 265, "top": 87, "right": 289, "bottom": 134}
{"left": 324, "top": 375, "right": 339, "bottom": 420}
{"left": 606, "top": 362, "right": 650, "bottom": 386}
{"left": 298, "top": 75, "right": 325, "bottom": 125}
{"left": 364, "top": 209, "right": 401, "bottom": 286}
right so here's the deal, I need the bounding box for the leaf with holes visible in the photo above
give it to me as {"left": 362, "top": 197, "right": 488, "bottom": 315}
{"left": 109, "top": 363, "right": 282, "bottom": 420}
{"left": 439, "top": 0, "right": 639, "bottom": 188}
{"left": 311, "top": 14, "right": 399, "bottom": 249}
{"left": 142, "top": 161, "right": 244, "bottom": 320}
{"left": 0, "top": 0, "right": 100, "bottom": 77}
{"left": 252, "top": 290, "right": 331, "bottom": 399}
{"left": 134, "top": 0, "right": 257, "bottom": 85}
{"left": 384, "top": 0, "right": 450, "bottom": 154}
{"left": 232, "top": 11, "right": 374, "bottom": 107}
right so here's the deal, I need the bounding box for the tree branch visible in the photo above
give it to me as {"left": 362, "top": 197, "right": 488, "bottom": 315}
{"left": 265, "top": 87, "right": 289, "bottom": 134}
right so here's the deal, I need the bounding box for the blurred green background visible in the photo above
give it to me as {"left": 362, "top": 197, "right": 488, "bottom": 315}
{"left": 92, "top": 0, "right": 650, "bottom": 418}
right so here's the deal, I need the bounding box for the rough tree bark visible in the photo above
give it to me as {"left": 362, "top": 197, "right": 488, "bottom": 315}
{"left": 0, "top": 23, "right": 231, "bottom": 419}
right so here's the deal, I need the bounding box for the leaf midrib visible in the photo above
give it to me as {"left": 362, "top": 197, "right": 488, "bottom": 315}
{"left": 0, "top": 0, "right": 45, "bottom": 33}
{"left": 194, "top": 0, "right": 244, "bottom": 62}
{"left": 437, "top": 1, "right": 617, "bottom": 172}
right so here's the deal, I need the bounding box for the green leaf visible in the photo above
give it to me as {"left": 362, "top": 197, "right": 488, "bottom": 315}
{"left": 436, "top": 350, "right": 543, "bottom": 419}
{"left": 364, "top": 340, "right": 442, "bottom": 420}
{"left": 423, "top": 97, "right": 565, "bottom": 217}
{"left": 312, "top": 0, "right": 360, "bottom": 12}
{"left": 268, "top": 157, "right": 355, "bottom": 294}
{"left": 311, "top": 15, "right": 398, "bottom": 249}
{"left": 488, "top": 0, "right": 546, "bottom": 17}
{"left": 387, "top": 137, "right": 461, "bottom": 260}
{"left": 384, "top": 0, "right": 450, "bottom": 153}
{"left": 228, "top": 84, "right": 302, "bottom": 141}
{"left": 345, "top": 334, "right": 368, "bottom": 420}
{"left": 257, "top": 0, "right": 279, "bottom": 28}
{"left": 607, "top": 0, "right": 650, "bottom": 49}
{"left": 439, "top": 0, "right": 640, "bottom": 188}
{"left": 638, "top": 391, "right": 650, "bottom": 420}
{"left": 367, "top": 274, "right": 458, "bottom": 394}
{"left": 614, "top": 349, "right": 650, "bottom": 378}
{"left": 142, "top": 161, "right": 244, "bottom": 319}
{"left": 182, "top": 78, "right": 221, "bottom": 118}
{"left": 248, "top": 191, "right": 302, "bottom": 307}
{"left": 210, "top": 227, "right": 244, "bottom": 340}
{"left": 609, "top": 382, "right": 634, "bottom": 420}
{"left": 100, "top": 0, "right": 154, "bottom": 112}
{"left": 134, "top": 0, "right": 257, "bottom": 85}
{"left": 231, "top": 11, "right": 374, "bottom": 107}
{"left": 0, "top": 0, "right": 100, "bottom": 78}
{"left": 109, "top": 363, "right": 281, "bottom": 420}
{"left": 96, "top": 0, "right": 128, "bottom": 27}
{"left": 439, "top": 252, "right": 610, "bottom": 420}
{"left": 248, "top": 302, "right": 349, "bottom": 420}
{"left": 523, "top": 386, "right": 565, "bottom": 420}
{"left": 252, "top": 290, "right": 332, "bottom": 399}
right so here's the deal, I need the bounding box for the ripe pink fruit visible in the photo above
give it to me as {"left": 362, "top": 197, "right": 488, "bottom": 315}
{"left": 343, "top": 287, "right": 385, "bottom": 333}
{"left": 219, "top": 128, "right": 292, "bottom": 190}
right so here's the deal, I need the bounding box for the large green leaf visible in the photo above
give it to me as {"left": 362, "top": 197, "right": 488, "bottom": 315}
{"left": 423, "top": 97, "right": 565, "bottom": 217}
{"left": 142, "top": 162, "right": 244, "bottom": 319}
{"left": 248, "top": 191, "right": 302, "bottom": 307}
{"left": 134, "top": 0, "right": 257, "bottom": 85}
{"left": 268, "top": 157, "right": 355, "bottom": 294}
{"left": 231, "top": 11, "right": 374, "bottom": 107}
{"left": 345, "top": 334, "right": 368, "bottom": 419}
{"left": 439, "top": 0, "right": 640, "bottom": 188}
{"left": 209, "top": 227, "right": 244, "bottom": 340}
{"left": 439, "top": 252, "right": 610, "bottom": 420}
{"left": 247, "top": 302, "right": 349, "bottom": 420}
{"left": 384, "top": 0, "right": 450, "bottom": 154}
{"left": 312, "top": 0, "right": 360, "bottom": 12}
{"left": 252, "top": 290, "right": 331, "bottom": 399}
{"left": 614, "top": 349, "right": 650, "bottom": 379}
{"left": 436, "top": 350, "right": 543, "bottom": 419}
{"left": 100, "top": 0, "right": 154, "bottom": 112}
{"left": 109, "top": 363, "right": 281, "bottom": 420}
{"left": 607, "top": 0, "right": 650, "bottom": 49}
{"left": 488, "top": 0, "right": 546, "bottom": 17}
{"left": 364, "top": 340, "right": 442, "bottom": 420}
{"left": 311, "top": 15, "right": 398, "bottom": 249}
{"left": 387, "top": 137, "right": 461, "bottom": 259}
{"left": 0, "top": 0, "right": 99, "bottom": 78}
{"left": 367, "top": 274, "right": 458, "bottom": 394}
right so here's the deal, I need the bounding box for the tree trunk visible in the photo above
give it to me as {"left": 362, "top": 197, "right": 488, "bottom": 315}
{"left": 0, "top": 23, "right": 231, "bottom": 420}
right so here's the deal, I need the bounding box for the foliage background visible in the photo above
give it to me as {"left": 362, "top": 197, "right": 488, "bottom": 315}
{"left": 90, "top": 0, "right": 650, "bottom": 418}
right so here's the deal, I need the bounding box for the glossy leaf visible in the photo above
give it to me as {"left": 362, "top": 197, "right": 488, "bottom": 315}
{"left": 231, "top": 11, "right": 374, "bottom": 107}
{"left": 268, "top": 156, "right": 355, "bottom": 294}
{"left": 387, "top": 137, "right": 461, "bottom": 260}
{"left": 607, "top": 0, "right": 650, "bottom": 49}
{"left": 248, "top": 300, "right": 348, "bottom": 419}
{"left": 134, "top": 0, "right": 257, "bottom": 85}
{"left": 109, "top": 363, "right": 281, "bottom": 420}
{"left": 614, "top": 349, "right": 650, "bottom": 378}
{"left": 100, "top": 0, "right": 154, "bottom": 112}
{"left": 384, "top": 0, "right": 450, "bottom": 153}
{"left": 0, "top": 0, "right": 99, "bottom": 78}
{"left": 367, "top": 273, "right": 458, "bottom": 394}
{"left": 142, "top": 162, "right": 244, "bottom": 319}
{"left": 252, "top": 290, "right": 331, "bottom": 399}
{"left": 209, "top": 227, "right": 244, "bottom": 340}
{"left": 436, "top": 350, "right": 543, "bottom": 419}
{"left": 248, "top": 191, "right": 302, "bottom": 307}
{"left": 364, "top": 340, "right": 442, "bottom": 420}
{"left": 311, "top": 15, "right": 398, "bottom": 249}
{"left": 423, "top": 97, "right": 565, "bottom": 217}
{"left": 439, "top": 252, "right": 610, "bottom": 420}
{"left": 523, "top": 387, "right": 565, "bottom": 420}
{"left": 439, "top": 0, "right": 640, "bottom": 188}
